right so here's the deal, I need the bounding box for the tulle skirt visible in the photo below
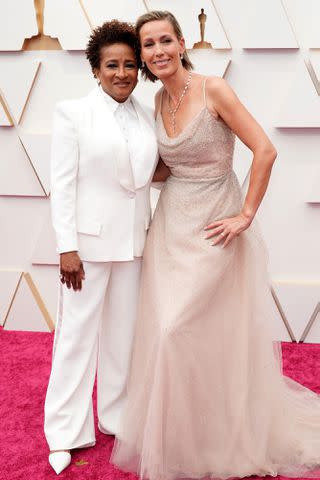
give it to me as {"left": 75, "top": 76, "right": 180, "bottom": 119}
{"left": 111, "top": 173, "right": 320, "bottom": 480}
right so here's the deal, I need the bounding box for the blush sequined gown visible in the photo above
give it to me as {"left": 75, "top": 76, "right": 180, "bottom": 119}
{"left": 111, "top": 80, "right": 320, "bottom": 480}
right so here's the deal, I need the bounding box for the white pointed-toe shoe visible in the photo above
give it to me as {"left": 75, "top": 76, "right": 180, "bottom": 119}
{"left": 49, "top": 451, "right": 71, "bottom": 475}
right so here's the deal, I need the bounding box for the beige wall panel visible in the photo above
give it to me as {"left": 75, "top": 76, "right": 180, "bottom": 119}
{"left": 0, "top": 59, "right": 40, "bottom": 124}
{"left": 83, "top": 0, "right": 146, "bottom": 25}
{"left": 0, "top": 129, "right": 45, "bottom": 196}
{"left": 145, "top": 0, "right": 230, "bottom": 49}
{"left": 43, "top": 0, "right": 91, "bottom": 50}
{"left": 4, "top": 273, "right": 53, "bottom": 332}
{"left": 19, "top": 133, "right": 51, "bottom": 195}
{"left": 273, "top": 282, "right": 320, "bottom": 342}
{"left": 276, "top": 64, "right": 320, "bottom": 127}
{"left": 0, "top": 270, "right": 22, "bottom": 326}
{"left": 283, "top": 0, "right": 320, "bottom": 48}
{"left": 0, "top": 0, "right": 37, "bottom": 51}
{"left": 32, "top": 215, "right": 59, "bottom": 266}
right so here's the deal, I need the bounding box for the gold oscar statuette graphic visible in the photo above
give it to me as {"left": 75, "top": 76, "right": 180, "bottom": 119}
{"left": 22, "top": 0, "right": 62, "bottom": 50}
{"left": 193, "top": 8, "right": 213, "bottom": 49}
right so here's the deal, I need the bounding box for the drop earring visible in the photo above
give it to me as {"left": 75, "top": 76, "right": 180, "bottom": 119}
{"left": 142, "top": 60, "right": 145, "bottom": 68}
{"left": 180, "top": 53, "right": 183, "bottom": 60}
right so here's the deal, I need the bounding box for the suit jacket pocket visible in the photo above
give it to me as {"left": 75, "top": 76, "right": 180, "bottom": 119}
{"left": 77, "top": 219, "right": 101, "bottom": 236}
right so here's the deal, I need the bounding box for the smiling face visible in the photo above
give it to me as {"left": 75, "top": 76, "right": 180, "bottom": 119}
{"left": 139, "top": 20, "right": 185, "bottom": 80}
{"left": 94, "top": 42, "right": 138, "bottom": 102}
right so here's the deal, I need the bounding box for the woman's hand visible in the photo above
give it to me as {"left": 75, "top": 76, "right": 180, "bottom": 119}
{"left": 204, "top": 213, "right": 252, "bottom": 248}
{"left": 60, "top": 252, "right": 85, "bottom": 291}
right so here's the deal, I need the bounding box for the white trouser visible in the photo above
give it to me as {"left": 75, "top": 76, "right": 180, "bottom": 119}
{"left": 44, "top": 258, "right": 141, "bottom": 450}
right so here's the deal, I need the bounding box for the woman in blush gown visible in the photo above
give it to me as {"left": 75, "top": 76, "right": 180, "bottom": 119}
{"left": 111, "top": 10, "right": 320, "bottom": 480}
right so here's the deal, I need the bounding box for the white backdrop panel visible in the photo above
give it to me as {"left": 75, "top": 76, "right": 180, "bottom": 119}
{"left": 4, "top": 274, "right": 51, "bottom": 332}
{"left": 283, "top": 0, "right": 320, "bottom": 48}
{"left": 145, "top": 0, "right": 231, "bottom": 49}
{"left": 83, "top": 0, "right": 147, "bottom": 25}
{"left": 0, "top": 129, "right": 45, "bottom": 196}
{"left": 309, "top": 53, "right": 320, "bottom": 94}
{"left": 17, "top": 51, "right": 95, "bottom": 132}
{"left": 0, "top": 58, "right": 41, "bottom": 124}
{"left": 0, "top": 102, "right": 12, "bottom": 126}
{"left": 273, "top": 282, "right": 320, "bottom": 341}
{"left": 304, "top": 309, "right": 320, "bottom": 343}
{"left": 276, "top": 63, "right": 320, "bottom": 127}
{"left": 0, "top": 0, "right": 320, "bottom": 340}
{"left": 0, "top": 0, "right": 37, "bottom": 51}
{"left": 32, "top": 214, "right": 59, "bottom": 266}
{"left": 207, "top": 0, "right": 297, "bottom": 49}
{"left": 19, "top": 133, "right": 51, "bottom": 195}
{"left": 240, "top": 0, "right": 298, "bottom": 49}
{"left": 44, "top": 0, "right": 91, "bottom": 50}
{"left": 0, "top": 270, "right": 22, "bottom": 326}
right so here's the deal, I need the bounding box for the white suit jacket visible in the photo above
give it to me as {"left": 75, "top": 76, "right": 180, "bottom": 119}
{"left": 50, "top": 87, "right": 158, "bottom": 262}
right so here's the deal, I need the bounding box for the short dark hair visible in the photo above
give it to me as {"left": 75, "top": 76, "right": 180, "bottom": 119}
{"left": 136, "top": 11, "right": 194, "bottom": 82}
{"left": 85, "top": 20, "right": 141, "bottom": 76}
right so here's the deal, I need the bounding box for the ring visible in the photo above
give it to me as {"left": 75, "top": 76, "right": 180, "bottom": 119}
{"left": 220, "top": 232, "right": 225, "bottom": 237}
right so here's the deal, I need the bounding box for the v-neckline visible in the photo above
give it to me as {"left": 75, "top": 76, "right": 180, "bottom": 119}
{"left": 158, "top": 107, "right": 208, "bottom": 140}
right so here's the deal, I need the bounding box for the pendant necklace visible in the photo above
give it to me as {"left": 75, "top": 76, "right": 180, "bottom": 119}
{"left": 167, "top": 72, "right": 192, "bottom": 134}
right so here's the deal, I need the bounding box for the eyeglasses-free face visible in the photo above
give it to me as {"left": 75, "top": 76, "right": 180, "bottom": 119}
{"left": 94, "top": 43, "right": 139, "bottom": 103}
{"left": 139, "top": 20, "right": 185, "bottom": 80}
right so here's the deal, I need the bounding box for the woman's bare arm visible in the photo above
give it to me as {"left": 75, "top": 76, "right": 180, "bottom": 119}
{"left": 204, "top": 77, "right": 277, "bottom": 247}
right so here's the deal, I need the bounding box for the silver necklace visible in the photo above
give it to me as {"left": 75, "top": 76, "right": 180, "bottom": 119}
{"left": 167, "top": 72, "right": 192, "bottom": 134}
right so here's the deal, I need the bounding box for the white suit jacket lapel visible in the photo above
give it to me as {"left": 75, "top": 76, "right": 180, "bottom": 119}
{"left": 131, "top": 96, "right": 159, "bottom": 189}
{"left": 88, "top": 87, "right": 135, "bottom": 192}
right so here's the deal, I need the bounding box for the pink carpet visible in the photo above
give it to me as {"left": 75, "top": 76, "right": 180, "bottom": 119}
{"left": 0, "top": 327, "right": 319, "bottom": 480}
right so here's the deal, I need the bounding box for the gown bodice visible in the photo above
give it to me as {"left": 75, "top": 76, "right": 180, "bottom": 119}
{"left": 156, "top": 106, "right": 235, "bottom": 180}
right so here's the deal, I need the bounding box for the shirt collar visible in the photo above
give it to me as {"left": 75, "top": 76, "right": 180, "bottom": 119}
{"left": 99, "top": 85, "right": 136, "bottom": 117}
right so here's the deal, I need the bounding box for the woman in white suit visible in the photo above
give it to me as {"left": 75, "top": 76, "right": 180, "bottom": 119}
{"left": 44, "top": 20, "right": 158, "bottom": 475}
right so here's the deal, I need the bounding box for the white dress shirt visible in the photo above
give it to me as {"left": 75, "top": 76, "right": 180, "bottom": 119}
{"left": 100, "top": 87, "right": 144, "bottom": 189}
{"left": 100, "top": 87, "right": 147, "bottom": 257}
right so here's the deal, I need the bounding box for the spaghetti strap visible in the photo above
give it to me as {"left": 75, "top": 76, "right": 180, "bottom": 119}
{"left": 203, "top": 77, "right": 208, "bottom": 107}
{"left": 159, "top": 87, "right": 165, "bottom": 115}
